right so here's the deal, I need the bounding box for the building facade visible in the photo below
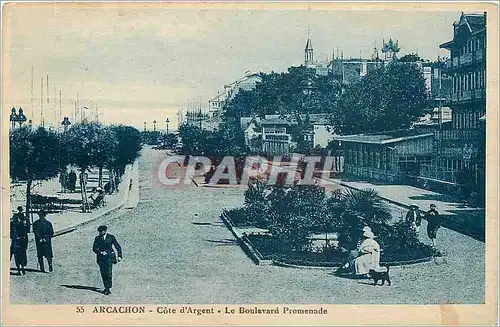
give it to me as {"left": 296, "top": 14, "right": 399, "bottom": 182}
{"left": 337, "top": 130, "right": 435, "bottom": 182}
{"left": 420, "top": 12, "right": 486, "bottom": 185}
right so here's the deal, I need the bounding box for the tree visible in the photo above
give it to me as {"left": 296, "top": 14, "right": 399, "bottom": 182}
{"left": 10, "top": 126, "right": 60, "bottom": 219}
{"left": 65, "top": 121, "right": 115, "bottom": 212}
{"left": 329, "top": 188, "right": 392, "bottom": 250}
{"left": 109, "top": 125, "right": 142, "bottom": 177}
{"left": 336, "top": 61, "right": 431, "bottom": 135}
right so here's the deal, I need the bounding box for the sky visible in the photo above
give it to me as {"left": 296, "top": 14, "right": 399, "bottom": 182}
{"left": 3, "top": 3, "right": 465, "bottom": 131}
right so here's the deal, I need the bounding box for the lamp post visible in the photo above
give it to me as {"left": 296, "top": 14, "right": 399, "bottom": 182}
{"left": 143, "top": 121, "right": 146, "bottom": 132}
{"left": 153, "top": 120, "right": 157, "bottom": 132}
{"left": 61, "top": 117, "right": 71, "bottom": 133}
{"left": 165, "top": 118, "right": 170, "bottom": 134}
{"left": 10, "top": 107, "right": 28, "bottom": 129}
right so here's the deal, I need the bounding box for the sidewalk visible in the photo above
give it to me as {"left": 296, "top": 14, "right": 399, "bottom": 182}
{"left": 9, "top": 163, "right": 139, "bottom": 241}
{"left": 329, "top": 178, "right": 485, "bottom": 241}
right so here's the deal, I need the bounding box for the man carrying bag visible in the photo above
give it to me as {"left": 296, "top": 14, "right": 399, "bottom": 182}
{"left": 92, "top": 225, "right": 122, "bottom": 295}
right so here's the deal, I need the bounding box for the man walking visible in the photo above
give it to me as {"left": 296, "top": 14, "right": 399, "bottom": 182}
{"left": 10, "top": 206, "right": 30, "bottom": 275}
{"left": 426, "top": 203, "right": 441, "bottom": 247}
{"left": 92, "top": 225, "right": 122, "bottom": 295}
{"left": 33, "top": 210, "right": 54, "bottom": 272}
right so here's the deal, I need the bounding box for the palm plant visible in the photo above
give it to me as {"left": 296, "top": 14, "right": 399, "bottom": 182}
{"left": 330, "top": 188, "right": 392, "bottom": 250}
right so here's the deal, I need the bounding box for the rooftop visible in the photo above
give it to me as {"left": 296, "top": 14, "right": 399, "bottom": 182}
{"left": 335, "top": 129, "right": 433, "bottom": 144}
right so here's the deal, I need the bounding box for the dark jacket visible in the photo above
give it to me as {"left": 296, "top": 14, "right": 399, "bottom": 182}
{"left": 426, "top": 208, "right": 441, "bottom": 230}
{"left": 92, "top": 233, "right": 122, "bottom": 264}
{"left": 405, "top": 209, "right": 422, "bottom": 226}
{"left": 33, "top": 218, "right": 54, "bottom": 258}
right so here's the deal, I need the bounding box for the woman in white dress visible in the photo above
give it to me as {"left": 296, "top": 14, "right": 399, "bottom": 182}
{"left": 355, "top": 230, "right": 381, "bottom": 276}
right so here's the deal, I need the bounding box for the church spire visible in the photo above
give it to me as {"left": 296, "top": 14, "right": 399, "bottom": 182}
{"left": 304, "top": 34, "right": 314, "bottom": 68}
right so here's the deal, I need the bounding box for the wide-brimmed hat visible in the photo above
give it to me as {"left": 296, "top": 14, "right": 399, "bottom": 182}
{"left": 363, "top": 230, "right": 375, "bottom": 239}
{"left": 362, "top": 226, "right": 372, "bottom": 232}
{"left": 38, "top": 209, "right": 47, "bottom": 217}
{"left": 410, "top": 203, "right": 418, "bottom": 209}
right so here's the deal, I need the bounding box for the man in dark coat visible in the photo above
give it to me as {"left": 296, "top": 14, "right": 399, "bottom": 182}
{"left": 10, "top": 206, "right": 30, "bottom": 275}
{"left": 33, "top": 210, "right": 54, "bottom": 272}
{"left": 426, "top": 203, "right": 441, "bottom": 247}
{"left": 92, "top": 225, "right": 122, "bottom": 295}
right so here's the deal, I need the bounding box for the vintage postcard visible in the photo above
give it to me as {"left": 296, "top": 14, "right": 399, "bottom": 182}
{"left": 1, "top": 1, "right": 498, "bottom": 326}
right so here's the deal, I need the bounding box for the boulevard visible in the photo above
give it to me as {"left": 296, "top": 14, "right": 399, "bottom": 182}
{"left": 9, "top": 148, "right": 484, "bottom": 304}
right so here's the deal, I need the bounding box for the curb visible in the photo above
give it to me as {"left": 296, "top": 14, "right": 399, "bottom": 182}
{"left": 220, "top": 210, "right": 272, "bottom": 266}
{"left": 272, "top": 256, "right": 435, "bottom": 270}
{"left": 29, "top": 162, "right": 138, "bottom": 242}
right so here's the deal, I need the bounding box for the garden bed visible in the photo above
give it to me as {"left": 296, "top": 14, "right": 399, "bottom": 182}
{"left": 224, "top": 183, "right": 440, "bottom": 268}
{"left": 246, "top": 234, "right": 436, "bottom": 267}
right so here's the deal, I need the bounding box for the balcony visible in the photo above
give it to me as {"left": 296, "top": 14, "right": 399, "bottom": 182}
{"left": 475, "top": 49, "right": 485, "bottom": 62}
{"left": 460, "top": 53, "right": 473, "bottom": 65}
{"left": 435, "top": 129, "right": 482, "bottom": 141}
{"left": 449, "top": 88, "right": 486, "bottom": 104}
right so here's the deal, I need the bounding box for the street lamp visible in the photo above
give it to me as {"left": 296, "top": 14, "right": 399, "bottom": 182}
{"left": 143, "top": 121, "right": 147, "bottom": 132}
{"left": 10, "top": 107, "right": 28, "bottom": 129}
{"left": 61, "top": 117, "right": 71, "bottom": 133}
{"left": 165, "top": 118, "right": 170, "bottom": 134}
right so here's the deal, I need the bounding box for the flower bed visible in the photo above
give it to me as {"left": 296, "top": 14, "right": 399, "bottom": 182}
{"left": 225, "top": 182, "right": 441, "bottom": 268}
{"left": 246, "top": 234, "right": 437, "bottom": 267}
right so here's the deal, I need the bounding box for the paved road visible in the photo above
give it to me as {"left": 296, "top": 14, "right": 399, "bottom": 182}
{"left": 9, "top": 148, "right": 484, "bottom": 304}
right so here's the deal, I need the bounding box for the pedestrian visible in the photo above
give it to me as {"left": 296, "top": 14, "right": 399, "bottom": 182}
{"left": 92, "top": 225, "right": 122, "bottom": 295}
{"left": 426, "top": 203, "right": 441, "bottom": 247}
{"left": 405, "top": 204, "right": 422, "bottom": 236}
{"left": 10, "top": 206, "right": 30, "bottom": 275}
{"left": 355, "top": 229, "right": 381, "bottom": 277}
{"left": 33, "top": 210, "right": 54, "bottom": 272}
{"left": 68, "top": 170, "right": 77, "bottom": 192}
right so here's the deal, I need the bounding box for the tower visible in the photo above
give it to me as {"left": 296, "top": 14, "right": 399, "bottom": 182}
{"left": 382, "top": 38, "right": 400, "bottom": 61}
{"left": 304, "top": 38, "right": 314, "bottom": 68}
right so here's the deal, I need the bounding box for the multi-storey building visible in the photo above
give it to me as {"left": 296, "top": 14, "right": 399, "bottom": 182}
{"left": 420, "top": 12, "right": 486, "bottom": 186}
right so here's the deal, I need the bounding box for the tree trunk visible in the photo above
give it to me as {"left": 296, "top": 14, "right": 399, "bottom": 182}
{"left": 80, "top": 171, "right": 89, "bottom": 212}
{"left": 26, "top": 180, "right": 32, "bottom": 225}
{"left": 98, "top": 166, "right": 103, "bottom": 188}
{"left": 108, "top": 169, "right": 114, "bottom": 194}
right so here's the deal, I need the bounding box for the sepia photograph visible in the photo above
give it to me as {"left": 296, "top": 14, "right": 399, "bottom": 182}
{"left": 1, "top": 2, "right": 498, "bottom": 325}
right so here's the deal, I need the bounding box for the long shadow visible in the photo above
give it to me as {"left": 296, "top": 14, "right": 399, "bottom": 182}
{"left": 192, "top": 222, "right": 224, "bottom": 227}
{"left": 10, "top": 267, "right": 46, "bottom": 273}
{"left": 204, "top": 239, "right": 238, "bottom": 246}
{"left": 408, "top": 194, "right": 458, "bottom": 203}
{"left": 61, "top": 284, "right": 103, "bottom": 294}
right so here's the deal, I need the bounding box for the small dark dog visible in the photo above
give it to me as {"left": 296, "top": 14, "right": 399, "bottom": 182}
{"left": 368, "top": 266, "right": 391, "bottom": 286}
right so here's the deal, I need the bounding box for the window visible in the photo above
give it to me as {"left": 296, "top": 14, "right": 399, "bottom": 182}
{"left": 477, "top": 38, "right": 481, "bottom": 50}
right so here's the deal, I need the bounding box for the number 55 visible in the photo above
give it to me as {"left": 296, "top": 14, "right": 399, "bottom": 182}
{"left": 76, "top": 306, "right": 85, "bottom": 313}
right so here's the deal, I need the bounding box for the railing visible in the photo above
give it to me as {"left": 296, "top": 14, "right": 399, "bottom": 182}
{"left": 460, "top": 53, "right": 473, "bottom": 65}
{"left": 475, "top": 49, "right": 485, "bottom": 62}
{"left": 450, "top": 88, "right": 485, "bottom": 103}
{"left": 435, "top": 129, "right": 482, "bottom": 140}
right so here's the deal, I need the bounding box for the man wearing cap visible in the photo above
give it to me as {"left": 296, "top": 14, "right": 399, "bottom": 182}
{"left": 355, "top": 229, "right": 381, "bottom": 276}
{"left": 406, "top": 204, "right": 422, "bottom": 236}
{"left": 32, "top": 210, "right": 54, "bottom": 272}
{"left": 426, "top": 204, "right": 441, "bottom": 247}
{"left": 92, "top": 225, "right": 122, "bottom": 295}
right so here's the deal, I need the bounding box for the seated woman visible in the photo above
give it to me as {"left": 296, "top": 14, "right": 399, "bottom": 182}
{"left": 354, "top": 229, "right": 381, "bottom": 277}
{"left": 337, "top": 227, "right": 381, "bottom": 277}
{"left": 89, "top": 187, "right": 105, "bottom": 208}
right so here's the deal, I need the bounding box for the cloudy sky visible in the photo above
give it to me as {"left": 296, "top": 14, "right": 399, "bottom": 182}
{"left": 3, "top": 3, "right": 464, "bottom": 130}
